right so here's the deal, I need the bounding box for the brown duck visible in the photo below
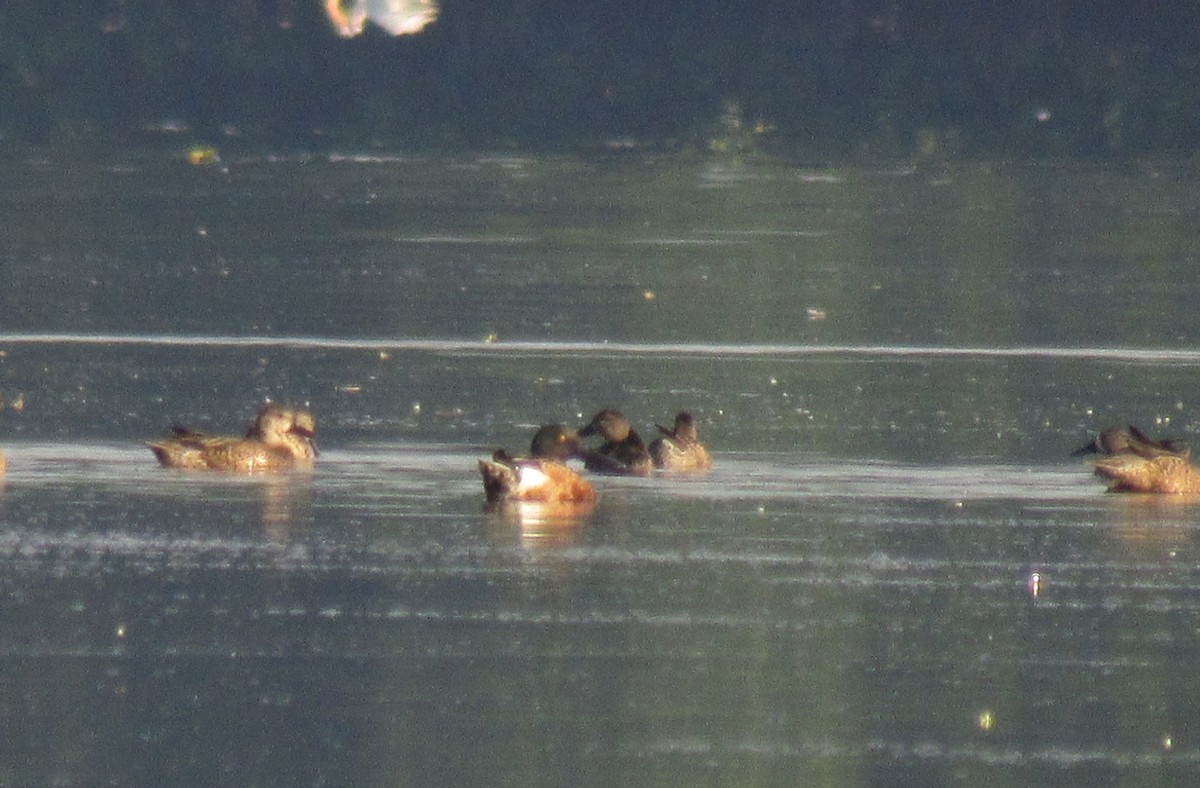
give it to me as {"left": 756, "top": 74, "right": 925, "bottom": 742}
{"left": 578, "top": 408, "right": 653, "bottom": 476}
{"left": 1071, "top": 425, "right": 1186, "bottom": 458}
{"left": 649, "top": 411, "right": 713, "bottom": 472}
{"left": 149, "top": 404, "right": 317, "bottom": 473}
{"left": 1091, "top": 451, "right": 1200, "bottom": 494}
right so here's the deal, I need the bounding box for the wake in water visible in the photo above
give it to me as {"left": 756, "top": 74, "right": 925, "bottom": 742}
{"left": 3, "top": 333, "right": 1199, "bottom": 365}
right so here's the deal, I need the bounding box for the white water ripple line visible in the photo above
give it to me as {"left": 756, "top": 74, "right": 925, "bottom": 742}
{"left": 1, "top": 333, "right": 1199, "bottom": 363}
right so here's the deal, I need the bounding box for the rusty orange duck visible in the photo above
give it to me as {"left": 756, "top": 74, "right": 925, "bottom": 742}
{"left": 478, "top": 424, "right": 597, "bottom": 504}
{"left": 1071, "top": 425, "right": 1186, "bottom": 458}
{"left": 149, "top": 404, "right": 317, "bottom": 473}
{"left": 578, "top": 408, "right": 654, "bottom": 476}
{"left": 649, "top": 411, "right": 712, "bottom": 472}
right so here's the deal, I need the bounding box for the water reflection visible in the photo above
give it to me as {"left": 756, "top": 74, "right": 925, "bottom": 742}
{"left": 258, "top": 475, "right": 314, "bottom": 538}
{"left": 7, "top": 155, "right": 1200, "bottom": 783}
{"left": 1102, "top": 493, "right": 1200, "bottom": 552}
{"left": 483, "top": 499, "right": 595, "bottom": 551}
{"left": 323, "top": 0, "right": 438, "bottom": 37}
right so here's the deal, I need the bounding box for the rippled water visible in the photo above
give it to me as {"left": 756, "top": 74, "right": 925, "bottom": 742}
{"left": 3, "top": 151, "right": 1200, "bottom": 784}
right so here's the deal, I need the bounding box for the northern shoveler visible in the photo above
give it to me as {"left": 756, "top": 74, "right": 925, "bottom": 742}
{"left": 148, "top": 404, "right": 317, "bottom": 472}
{"left": 478, "top": 424, "right": 597, "bottom": 504}
{"left": 578, "top": 408, "right": 654, "bottom": 476}
{"left": 1091, "top": 451, "right": 1200, "bottom": 494}
{"left": 1071, "top": 425, "right": 1187, "bottom": 458}
{"left": 649, "top": 411, "right": 713, "bottom": 472}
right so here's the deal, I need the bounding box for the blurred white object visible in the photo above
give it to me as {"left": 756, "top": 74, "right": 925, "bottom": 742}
{"left": 324, "top": 0, "right": 438, "bottom": 37}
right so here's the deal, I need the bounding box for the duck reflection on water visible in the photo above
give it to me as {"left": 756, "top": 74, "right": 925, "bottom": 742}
{"left": 148, "top": 404, "right": 317, "bottom": 473}
{"left": 484, "top": 498, "right": 596, "bottom": 550}
{"left": 323, "top": 0, "right": 438, "bottom": 37}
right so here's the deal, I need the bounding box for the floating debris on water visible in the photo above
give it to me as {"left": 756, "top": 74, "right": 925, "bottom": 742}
{"left": 187, "top": 146, "right": 220, "bottom": 166}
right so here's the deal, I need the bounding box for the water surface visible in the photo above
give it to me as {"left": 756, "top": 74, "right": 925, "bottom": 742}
{"left": 2, "top": 151, "right": 1200, "bottom": 785}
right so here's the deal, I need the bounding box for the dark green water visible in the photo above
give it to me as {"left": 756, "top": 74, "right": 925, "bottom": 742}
{"left": 2, "top": 150, "right": 1200, "bottom": 785}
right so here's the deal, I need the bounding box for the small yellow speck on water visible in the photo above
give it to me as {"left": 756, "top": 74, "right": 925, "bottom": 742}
{"left": 1162, "top": 734, "right": 1173, "bottom": 751}
{"left": 378, "top": 351, "right": 389, "bottom": 360}
{"left": 337, "top": 385, "right": 362, "bottom": 393}
{"left": 977, "top": 710, "right": 994, "bottom": 731}
{"left": 484, "top": 332, "right": 498, "bottom": 343}
{"left": 1029, "top": 572, "right": 1042, "bottom": 598}
{"left": 186, "top": 146, "right": 220, "bottom": 166}
{"left": 115, "top": 623, "right": 127, "bottom": 638}
{"left": 643, "top": 290, "right": 656, "bottom": 301}
{"left": 1177, "top": 401, "right": 1185, "bottom": 411}
{"left": 10, "top": 394, "right": 24, "bottom": 411}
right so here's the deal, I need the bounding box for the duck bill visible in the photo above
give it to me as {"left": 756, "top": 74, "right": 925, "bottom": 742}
{"left": 1069, "top": 439, "right": 1100, "bottom": 457}
{"left": 291, "top": 426, "right": 318, "bottom": 456}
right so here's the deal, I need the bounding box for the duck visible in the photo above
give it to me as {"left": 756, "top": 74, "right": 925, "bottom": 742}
{"left": 1091, "top": 451, "right": 1200, "bottom": 494}
{"left": 478, "top": 424, "right": 596, "bottom": 504}
{"left": 148, "top": 404, "right": 317, "bottom": 472}
{"left": 1071, "top": 425, "right": 1187, "bottom": 458}
{"left": 577, "top": 408, "right": 654, "bottom": 476}
{"left": 649, "top": 411, "right": 713, "bottom": 472}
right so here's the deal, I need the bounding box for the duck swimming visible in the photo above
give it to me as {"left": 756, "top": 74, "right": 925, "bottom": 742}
{"left": 478, "top": 424, "right": 597, "bottom": 504}
{"left": 1091, "top": 451, "right": 1200, "bottom": 494}
{"left": 1071, "top": 425, "right": 1186, "bottom": 458}
{"left": 649, "top": 411, "right": 712, "bottom": 472}
{"left": 578, "top": 408, "right": 653, "bottom": 476}
{"left": 148, "top": 404, "right": 317, "bottom": 472}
